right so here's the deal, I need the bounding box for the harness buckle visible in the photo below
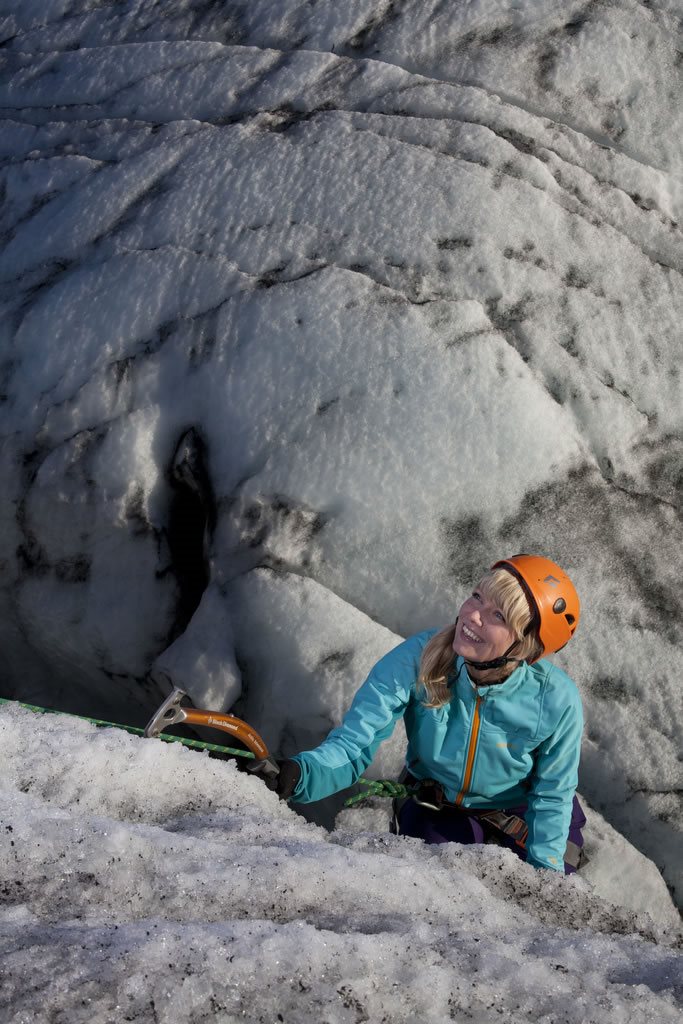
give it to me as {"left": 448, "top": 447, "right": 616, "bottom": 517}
{"left": 413, "top": 778, "right": 445, "bottom": 812}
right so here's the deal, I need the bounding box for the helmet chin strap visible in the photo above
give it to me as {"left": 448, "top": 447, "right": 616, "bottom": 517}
{"left": 463, "top": 639, "right": 522, "bottom": 672}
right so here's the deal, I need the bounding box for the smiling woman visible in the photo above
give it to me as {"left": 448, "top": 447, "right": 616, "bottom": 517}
{"left": 253, "top": 555, "right": 586, "bottom": 875}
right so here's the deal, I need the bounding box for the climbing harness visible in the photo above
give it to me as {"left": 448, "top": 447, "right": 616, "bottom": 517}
{"left": 377, "top": 770, "right": 587, "bottom": 870}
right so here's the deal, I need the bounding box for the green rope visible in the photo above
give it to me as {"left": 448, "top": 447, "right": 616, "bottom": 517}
{"left": 344, "top": 778, "right": 416, "bottom": 807}
{"left": 0, "top": 696, "right": 255, "bottom": 760}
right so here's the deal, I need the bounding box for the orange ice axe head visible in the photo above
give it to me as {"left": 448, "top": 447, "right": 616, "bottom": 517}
{"left": 144, "top": 687, "right": 271, "bottom": 761}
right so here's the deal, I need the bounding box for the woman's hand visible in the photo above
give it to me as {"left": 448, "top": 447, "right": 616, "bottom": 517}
{"left": 249, "top": 756, "right": 301, "bottom": 800}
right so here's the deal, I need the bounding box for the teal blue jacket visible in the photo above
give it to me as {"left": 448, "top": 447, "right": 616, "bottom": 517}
{"left": 292, "top": 630, "right": 583, "bottom": 871}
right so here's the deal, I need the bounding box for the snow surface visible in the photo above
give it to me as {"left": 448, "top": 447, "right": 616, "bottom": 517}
{"left": 0, "top": 0, "right": 682, "bottom": 1017}
{"left": 1, "top": 703, "right": 682, "bottom": 1024}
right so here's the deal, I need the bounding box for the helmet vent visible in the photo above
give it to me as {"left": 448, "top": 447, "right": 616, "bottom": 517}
{"left": 552, "top": 598, "right": 567, "bottom": 614}
{"left": 565, "top": 613, "right": 576, "bottom": 626}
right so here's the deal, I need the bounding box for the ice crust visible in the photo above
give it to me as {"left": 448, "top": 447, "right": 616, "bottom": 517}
{"left": 0, "top": 704, "right": 681, "bottom": 1024}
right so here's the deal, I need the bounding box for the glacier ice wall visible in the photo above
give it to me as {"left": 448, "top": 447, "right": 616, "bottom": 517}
{"left": 0, "top": 1, "right": 681, "bottom": 900}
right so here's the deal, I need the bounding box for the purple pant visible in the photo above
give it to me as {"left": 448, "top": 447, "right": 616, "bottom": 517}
{"left": 398, "top": 795, "right": 586, "bottom": 874}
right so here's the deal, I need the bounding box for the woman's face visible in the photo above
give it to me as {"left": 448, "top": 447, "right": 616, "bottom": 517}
{"left": 452, "top": 587, "right": 517, "bottom": 664}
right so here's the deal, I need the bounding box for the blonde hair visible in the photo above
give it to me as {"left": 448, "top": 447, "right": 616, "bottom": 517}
{"left": 418, "top": 568, "right": 541, "bottom": 708}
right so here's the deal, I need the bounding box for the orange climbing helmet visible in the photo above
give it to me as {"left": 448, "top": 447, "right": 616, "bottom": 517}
{"left": 492, "top": 554, "right": 580, "bottom": 660}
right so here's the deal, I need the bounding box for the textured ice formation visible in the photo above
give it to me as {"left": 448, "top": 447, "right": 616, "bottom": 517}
{"left": 0, "top": 0, "right": 681, "bottom": 931}
{"left": 0, "top": 704, "right": 681, "bottom": 1023}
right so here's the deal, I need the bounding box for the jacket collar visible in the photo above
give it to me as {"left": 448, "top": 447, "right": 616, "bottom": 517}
{"left": 453, "top": 656, "right": 528, "bottom": 697}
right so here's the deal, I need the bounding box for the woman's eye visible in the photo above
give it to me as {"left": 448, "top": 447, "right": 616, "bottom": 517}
{"left": 494, "top": 611, "right": 505, "bottom": 622}
{"left": 472, "top": 591, "right": 481, "bottom": 601}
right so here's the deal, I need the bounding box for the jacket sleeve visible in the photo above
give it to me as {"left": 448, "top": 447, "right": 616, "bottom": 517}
{"left": 290, "top": 632, "right": 430, "bottom": 803}
{"left": 524, "top": 689, "right": 583, "bottom": 871}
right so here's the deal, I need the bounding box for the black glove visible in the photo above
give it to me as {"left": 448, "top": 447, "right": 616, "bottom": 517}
{"left": 248, "top": 756, "right": 301, "bottom": 801}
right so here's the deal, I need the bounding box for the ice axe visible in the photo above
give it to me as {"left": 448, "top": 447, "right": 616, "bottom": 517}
{"left": 144, "top": 687, "right": 280, "bottom": 782}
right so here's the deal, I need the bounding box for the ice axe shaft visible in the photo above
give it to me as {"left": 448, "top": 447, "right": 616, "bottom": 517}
{"left": 144, "top": 687, "right": 270, "bottom": 760}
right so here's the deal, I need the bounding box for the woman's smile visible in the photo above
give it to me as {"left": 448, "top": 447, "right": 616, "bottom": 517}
{"left": 460, "top": 623, "right": 484, "bottom": 644}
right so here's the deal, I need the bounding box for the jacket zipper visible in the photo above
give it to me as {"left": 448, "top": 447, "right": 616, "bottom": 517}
{"left": 455, "top": 693, "right": 483, "bottom": 805}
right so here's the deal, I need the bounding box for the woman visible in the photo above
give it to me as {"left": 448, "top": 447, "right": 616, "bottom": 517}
{"left": 262, "top": 554, "right": 585, "bottom": 873}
